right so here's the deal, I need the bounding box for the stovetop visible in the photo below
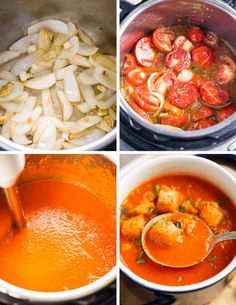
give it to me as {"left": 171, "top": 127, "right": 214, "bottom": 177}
{"left": 120, "top": 0, "right": 236, "bottom": 151}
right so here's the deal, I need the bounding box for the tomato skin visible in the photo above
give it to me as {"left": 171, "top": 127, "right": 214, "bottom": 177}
{"left": 192, "top": 105, "right": 216, "bottom": 121}
{"left": 125, "top": 67, "right": 149, "bottom": 87}
{"left": 147, "top": 69, "right": 176, "bottom": 94}
{"left": 134, "top": 37, "right": 156, "bottom": 67}
{"left": 218, "top": 105, "right": 236, "bottom": 121}
{"left": 197, "top": 119, "right": 217, "bottom": 129}
{"left": 187, "top": 26, "right": 206, "bottom": 44}
{"left": 122, "top": 54, "right": 136, "bottom": 75}
{"left": 128, "top": 100, "right": 148, "bottom": 119}
{"left": 134, "top": 93, "right": 160, "bottom": 113}
{"left": 169, "top": 83, "right": 198, "bottom": 109}
{"left": 161, "top": 114, "right": 190, "bottom": 128}
{"left": 192, "top": 46, "right": 215, "bottom": 68}
{"left": 165, "top": 48, "right": 191, "bottom": 72}
{"left": 189, "top": 74, "right": 203, "bottom": 89}
{"left": 152, "top": 27, "right": 175, "bottom": 53}
{"left": 200, "top": 81, "right": 229, "bottom": 106}
{"left": 173, "top": 36, "right": 193, "bottom": 52}
{"left": 215, "top": 56, "right": 236, "bottom": 85}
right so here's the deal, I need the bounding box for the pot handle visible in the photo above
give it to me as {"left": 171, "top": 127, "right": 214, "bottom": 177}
{"left": 142, "top": 292, "right": 176, "bottom": 305}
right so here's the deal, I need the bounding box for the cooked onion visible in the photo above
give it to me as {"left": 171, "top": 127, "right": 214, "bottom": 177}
{"left": 55, "top": 64, "right": 77, "bottom": 80}
{"left": 56, "top": 88, "right": 73, "bottom": 121}
{"left": 0, "top": 51, "right": 20, "bottom": 66}
{"left": 77, "top": 42, "right": 98, "bottom": 56}
{"left": 78, "top": 81, "right": 97, "bottom": 109}
{"left": 70, "top": 115, "right": 102, "bottom": 134}
{"left": 79, "top": 68, "right": 98, "bottom": 85}
{"left": 64, "top": 70, "right": 81, "bottom": 102}
{"left": 94, "top": 67, "right": 116, "bottom": 90}
{"left": 24, "top": 73, "right": 56, "bottom": 89}
{"left": 0, "top": 81, "right": 24, "bottom": 102}
{"left": 11, "top": 54, "right": 38, "bottom": 76}
{"left": 10, "top": 34, "right": 39, "bottom": 53}
{"left": 28, "top": 19, "right": 69, "bottom": 35}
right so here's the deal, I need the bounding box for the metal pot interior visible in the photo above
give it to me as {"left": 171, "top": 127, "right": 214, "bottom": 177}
{"left": 120, "top": 0, "right": 236, "bottom": 139}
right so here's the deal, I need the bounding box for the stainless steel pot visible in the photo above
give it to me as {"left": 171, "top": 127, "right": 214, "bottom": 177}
{"left": 120, "top": 0, "right": 236, "bottom": 140}
{"left": 0, "top": 0, "right": 116, "bottom": 151}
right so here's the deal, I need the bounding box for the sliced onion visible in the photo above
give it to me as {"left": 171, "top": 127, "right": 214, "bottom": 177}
{"left": 70, "top": 115, "right": 102, "bottom": 134}
{"left": 0, "top": 71, "right": 18, "bottom": 81}
{"left": 12, "top": 96, "right": 36, "bottom": 122}
{"left": 1, "top": 111, "right": 12, "bottom": 139}
{"left": 30, "top": 63, "right": 49, "bottom": 75}
{"left": 70, "top": 55, "right": 91, "bottom": 68}
{"left": 53, "top": 21, "right": 77, "bottom": 46}
{"left": 9, "top": 34, "right": 39, "bottom": 53}
{"left": 78, "top": 81, "right": 96, "bottom": 109}
{"left": 32, "top": 116, "right": 69, "bottom": 133}
{"left": 16, "top": 106, "right": 42, "bottom": 135}
{"left": 42, "top": 88, "right": 54, "bottom": 115}
{"left": 64, "top": 70, "right": 81, "bottom": 102}
{"left": 11, "top": 123, "right": 32, "bottom": 145}
{"left": 0, "top": 51, "right": 20, "bottom": 66}
{"left": 28, "top": 19, "right": 69, "bottom": 35}
{"left": 78, "top": 28, "right": 95, "bottom": 47}
{"left": 53, "top": 58, "right": 69, "bottom": 70}
{"left": 55, "top": 64, "right": 77, "bottom": 80}
{"left": 151, "top": 92, "right": 165, "bottom": 109}
{"left": 70, "top": 128, "right": 105, "bottom": 146}
{"left": 177, "top": 69, "right": 193, "bottom": 82}
{"left": 98, "top": 119, "right": 113, "bottom": 132}
{"left": 0, "top": 80, "right": 9, "bottom": 88}
{"left": 79, "top": 68, "right": 98, "bottom": 85}
{"left": 0, "top": 100, "right": 24, "bottom": 112}
{"left": 95, "top": 54, "right": 116, "bottom": 72}
{"left": 94, "top": 66, "right": 116, "bottom": 90}
{"left": 36, "top": 122, "right": 57, "bottom": 150}
{"left": 24, "top": 73, "right": 56, "bottom": 89}
{"left": 56, "top": 88, "right": 73, "bottom": 121}
{"left": 0, "top": 81, "right": 24, "bottom": 102}
{"left": 77, "top": 102, "right": 90, "bottom": 113}
{"left": 77, "top": 42, "right": 98, "bottom": 56}
{"left": 96, "top": 88, "right": 114, "bottom": 100}
{"left": 11, "top": 54, "right": 38, "bottom": 76}
{"left": 94, "top": 93, "right": 116, "bottom": 109}
{"left": 60, "top": 36, "right": 80, "bottom": 60}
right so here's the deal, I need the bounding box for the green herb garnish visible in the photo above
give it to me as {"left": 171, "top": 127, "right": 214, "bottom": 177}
{"left": 179, "top": 205, "right": 186, "bottom": 213}
{"left": 136, "top": 250, "right": 146, "bottom": 264}
{"left": 186, "top": 198, "right": 194, "bottom": 206}
{"left": 209, "top": 263, "right": 217, "bottom": 269}
{"left": 132, "top": 238, "right": 142, "bottom": 247}
{"left": 175, "top": 221, "right": 182, "bottom": 229}
{"left": 208, "top": 255, "right": 219, "bottom": 262}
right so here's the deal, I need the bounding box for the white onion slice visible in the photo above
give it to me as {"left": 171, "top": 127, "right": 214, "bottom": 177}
{"left": 151, "top": 92, "right": 165, "bottom": 109}
{"left": 42, "top": 88, "right": 54, "bottom": 116}
{"left": 70, "top": 128, "right": 105, "bottom": 146}
{"left": 94, "top": 93, "right": 116, "bottom": 109}
{"left": 60, "top": 36, "right": 80, "bottom": 60}
{"left": 9, "top": 34, "right": 39, "bottom": 53}
{"left": 77, "top": 102, "right": 90, "bottom": 113}
{"left": 78, "top": 81, "right": 96, "bottom": 109}
{"left": 11, "top": 123, "right": 32, "bottom": 145}
{"left": 79, "top": 68, "right": 98, "bottom": 85}
{"left": 0, "top": 51, "right": 20, "bottom": 66}
{"left": 70, "top": 55, "right": 91, "bottom": 68}
{"left": 36, "top": 122, "right": 57, "bottom": 150}
{"left": 53, "top": 21, "right": 77, "bottom": 46}
{"left": 28, "top": 19, "right": 69, "bottom": 35}
{"left": 0, "top": 80, "right": 9, "bottom": 88}
{"left": 12, "top": 96, "right": 36, "bottom": 122}
{"left": 56, "top": 88, "right": 73, "bottom": 121}
{"left": 0, "top": 71, "right": 17, "bottom": 81}
{"left": 78, "top": 28, "right": 95, "bottom": 47}
{"left": 177, "top": 69, "right": 193, "bottom": 82}
{"left": 77, "top": 42, "right": 98, "bottom": 56}
{"left": 16, "top": 106, "right": 42, "bottom": 135}
{"left": 11, "top": 54, "right": 38, "bottom": 76}
{"left": 64, "top": 70, "right": 81, "bottom": 102}
{"left": 0, "top": 100, "right": 24, "bottom": 112}
{"left": 0, "top": 81, "right": 24, "bottom": 102}
{"left": 95, "top": 54, "right": 116, "bottom": 72}
{"left": 1, "top": 111, "right": 12, "bottom": 139}
{"left": 53, "top": 58, "right": 69, "bottom": 70}
{"left": 70, "top": 116, "right": 102, "bottom": 134}
{"left": 24, "top": 73, "right": 56, "bottom": 89}
{"left": 94, "top": 66, "right": 116, "bottom": 90}
{"left": 55, "top": 64, "right": 77, "bottom": 80}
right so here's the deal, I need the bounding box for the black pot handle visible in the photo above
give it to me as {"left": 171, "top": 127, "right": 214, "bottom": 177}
{"left": 142, "top": 292, "right": 176, "bottom": 305}
{"left": 120, "top": 0, "right": 136, "bottom": 20}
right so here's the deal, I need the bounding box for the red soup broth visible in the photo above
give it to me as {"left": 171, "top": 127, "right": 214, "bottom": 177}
{"left": 0, "top": 155, "right": 116, "bottom": 292}
{"left": 120, "top": 175, "right": 236, "bottom": 286}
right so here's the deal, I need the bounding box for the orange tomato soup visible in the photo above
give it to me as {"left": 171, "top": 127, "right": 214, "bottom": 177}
{"left": 0, "top": 156, "right": 116, "bottom": 292}
{"left": 120, "top": 175, "right": 236, "bottom": 286}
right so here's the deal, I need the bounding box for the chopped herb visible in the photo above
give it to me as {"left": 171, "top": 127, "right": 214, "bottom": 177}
{"left": 174, "top": 221, "right": 182, "bottom": 229}
{"left": 177, "top": 275, "right": 183, "bottom": 283}
{"left": 136, "top": 250, "right": 146, "bottom": 264}
{"left": 179, "top": 205, "right": 186, "bottom": 213}
{"left": 153, "top": 184, "right": 160, "bottom": 200}
{"left": 132, "top": 238, "right": 142, "bottom": 247}
{"left": 208, "top": 255, "right": 219, "bottom": 262}
{"left": 120, "top": 207, "right": 131, "bottom": 217}
{"left": 209, "top": 262, "right": 217, "bottom": 269}
{"left": 186, "top": 198, "right": 194, "bottom": 206}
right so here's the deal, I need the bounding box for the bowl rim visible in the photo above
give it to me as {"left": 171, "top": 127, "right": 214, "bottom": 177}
{"left": 119, "top": 155, "right": 236, "bottom": 293}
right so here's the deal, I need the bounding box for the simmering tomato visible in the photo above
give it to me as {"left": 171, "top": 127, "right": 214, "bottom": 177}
{"left": 205, "top": 31, "right": 219, "bottom": 49}
{"left": 125, "top": 67, "right": 149, "bottom": 87}
{"left": 147, "top": 70, "right": 176, "bottom": 94}
{"left": 152, "top": 27, "right": 175, "bottom": 52}
{"left": 134, "top": 37, "right": 156, "bottom": 67}
{"left": 169, "top": 83, "right": 198, "bottom": 108}
{"left": 192, "top": 46, "right": 215, "bottom": 68}
{"left": 215, "top": 56, "right": 236, "bottom": 85}
{"left": 122, "top": 54, "right": 136, "bottom": 75}
{"left": 200, "top": 81, "right": 229, "bottom": 106}
{"left": 187, "top": 26, "right": 206, "bottom": 44}
{"left": 218, "top": 105, "right": 236, "bottom": 121}
{"left": 189, "top": 74, "right": 203, "bottom": 89}
{"left": 134, "top": 91, "right": 161, "bottom": 113}
{"left": 165, "top": 48, "right": 191, "bottom": 72}
{"left": 128, "top": 100, "right": 148, "bottom": 119}
{"left": 192, "top": 105, "right": 216, "bottom": 121}
{"left": 197, "top": 119, "right": 217, "bottom": 129}
{"left": 161, "top": 114, "right": 189, "bottom": 128}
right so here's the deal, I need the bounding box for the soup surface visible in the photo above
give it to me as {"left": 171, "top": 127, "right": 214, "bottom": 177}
{"left": 120, "top": 175, "right": 236, "bottom": 286}
{"left": 0, "top": 180, "right": 116, "bottom": 292}
{"left": 121, "top": 25, "right": 236, "bottom": 130}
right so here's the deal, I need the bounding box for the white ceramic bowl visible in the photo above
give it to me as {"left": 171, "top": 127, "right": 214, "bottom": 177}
{"left": 120, "top": 155, "right": 236, "bottom": 304}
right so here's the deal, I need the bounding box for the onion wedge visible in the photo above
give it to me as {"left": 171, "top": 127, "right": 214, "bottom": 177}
{"left": 56, "top": 88, "right": 73, "bottom": 121}
{"left": 28, "top": 19, "right": 69, "bottom": 35}
{"left": 94, "top": 66, "right": 116, "bottom": 90}
{"left": 0, "top": 71, "right": 17, "bottom": 81}
{"left": 70, "top": 55, "right": 91, "bottom": 68}
{"left": 77, "top": 42, "right": 98, "bottom": 56}
{"left": 36, "top": 122, "right": 57, "bottom": 150}
{"left": 42, "top": 88, "right": 54, "bottom": 116}
{"left": 12, "top": 96, "right": 36, "bottom": 123}
{"left": 11, "top": 54, "right": 38, "bottom": 76}
{"left": 9, "top": 34, "right": 39, "bottom": 53}
{"left": 64, "top": 70, "right": 81, "bottom": 102}
{"left": 24, "top": 73, "right": 56, "bottom": 89}
{"left": 55, "top": 64, "right": 77, "bottom": 80}
{"left": 0, "top": 51, "right": 20, "bottom": 66}
{"left": 70, "top": 116, "right": 102, "bottom": 135}
{"left": 0, "top": 81, "right": 24, "bottom": 102}
{"left": 79, "top": 68, "right": 98, "bottom": 85}
{"left": 94, "top": 93, "right": 116, "bottom": 110}
{"left": 78, "top": 81, "right": 97, "bottom": 109}
{"left": 70, "top": 128, "right": 105, "bottom": 146}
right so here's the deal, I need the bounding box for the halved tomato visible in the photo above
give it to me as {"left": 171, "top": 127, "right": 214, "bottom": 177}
{"left": 128, "top": 100, "right": 148, "bottom": 119}
{"left": 173, "top": 36, "right": 193, "bottom": 52}
{"left": 191, "top": 46, "right": 215, "bottom": 68}
{"left": 161, "top": 114, "right": 190, "bottom": 128}
{"left": 165, "top": 48, "right": 191, "bottom": 72}
{"left": 169, "top": 83, "right": 198, "bottom": 108}
{"left": 152, "top": 26, "right": 175, "bottom": 53}
{"left": 188, "top": 74, "right": 203, "bottom": 89}
{"left": 122, "top": 54, "right": 136, "bottom": 75}
{"left": 192, "top": 105, "right": 216, "bottom": 121}
{"left": 197, "top": 119, "right": 217, "bottom": 129}
{"left": 187, "top": 26, "right": 206, "bottom": 44}
{"left": 200, "top": 81, "right": 229, "bottom": 106}
{"left": 218, "top": 105, "right": 236, "bottom": 121}
{"left": 134, "top": 37, "right": 156, "bottom": 67}
{"left": 205, "top": 32, "right": 219, "bottom": 49}
{"left": 134, "top": 92, "right": 160, "bottom": 113}
{"left": 125, "top": 67, "right": 149, "bottom": 87}
{"left": 147, "top": 69, "right": 176, "bottom": 95}
{"left": 215, "top": 56, "right": 236, "bottom": 85}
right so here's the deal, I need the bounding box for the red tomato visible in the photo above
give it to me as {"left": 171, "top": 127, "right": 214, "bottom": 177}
{"left": 200, "top": 81, "right": 229, "bottom": 106}
{"left": 169, "top": 83, "right": 198, "bottom": 108}
{"left": 128, "top": 100, "right": 148, "bottom": 119}
{"left": 197, "top": 119, "right": 217, "bottom": 129}
{"left": 192, "top": 46, "right": 215, "bottom": 68}
{"left": 189, "top": 74, "right": 203, "bottom": 89}
{"left": 218, "top": 105, "right": 236, "bottom": 121}
{"left": 161, "top": 114, "right": 190, "bottom": 128}
{"left": 205, "top": 32, "right": 219, "bottom": 49}
{"left": 215, "top": 56, "right": 236, "bottom": 85}
{"left": 192, "top": 105, "right": 216, "bottom": 121}
{"left": 134, "top": 93, "right": 160, "bottom": 113}
{"left": 165, "top": 48, "right": 191, "bottom": 72}
{"left": 134, "top": 37, "right": 156, "bottom": 67}
{"left": 152, "top": 27, "right": 175, "bottom": 53}
{"left": 187, "top": 26, "right": 206, "bottom": 44}
{"left": 173, "top": 36, "right": 193, "bottom": 52}
{"left": 122, "top": 54, "right": 136, "bottom": 75}
{"left": 147, "top": 69, "right": 176, "bottom": 94}
{"left": 125, "top": 67, "right": 149, "bottom": 87}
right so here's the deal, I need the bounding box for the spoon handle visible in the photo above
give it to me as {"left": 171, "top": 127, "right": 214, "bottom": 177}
{"left": 215, "top": 231, "right": 236, "bottom": 244}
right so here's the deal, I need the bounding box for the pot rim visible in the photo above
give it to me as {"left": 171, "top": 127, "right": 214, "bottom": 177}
{"left": 119, "top": 155, "right": 236, "bottom": 293}
{"left": 120, "top": 0, "right": 236, "bottom": 139}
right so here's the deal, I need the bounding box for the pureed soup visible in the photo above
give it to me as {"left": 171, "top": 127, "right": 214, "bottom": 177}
{"left": 0, "top": 155, "right": 116, "bottom": 292}
{"left": 120, "top": 175, "right": 236, "bottom": 286}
